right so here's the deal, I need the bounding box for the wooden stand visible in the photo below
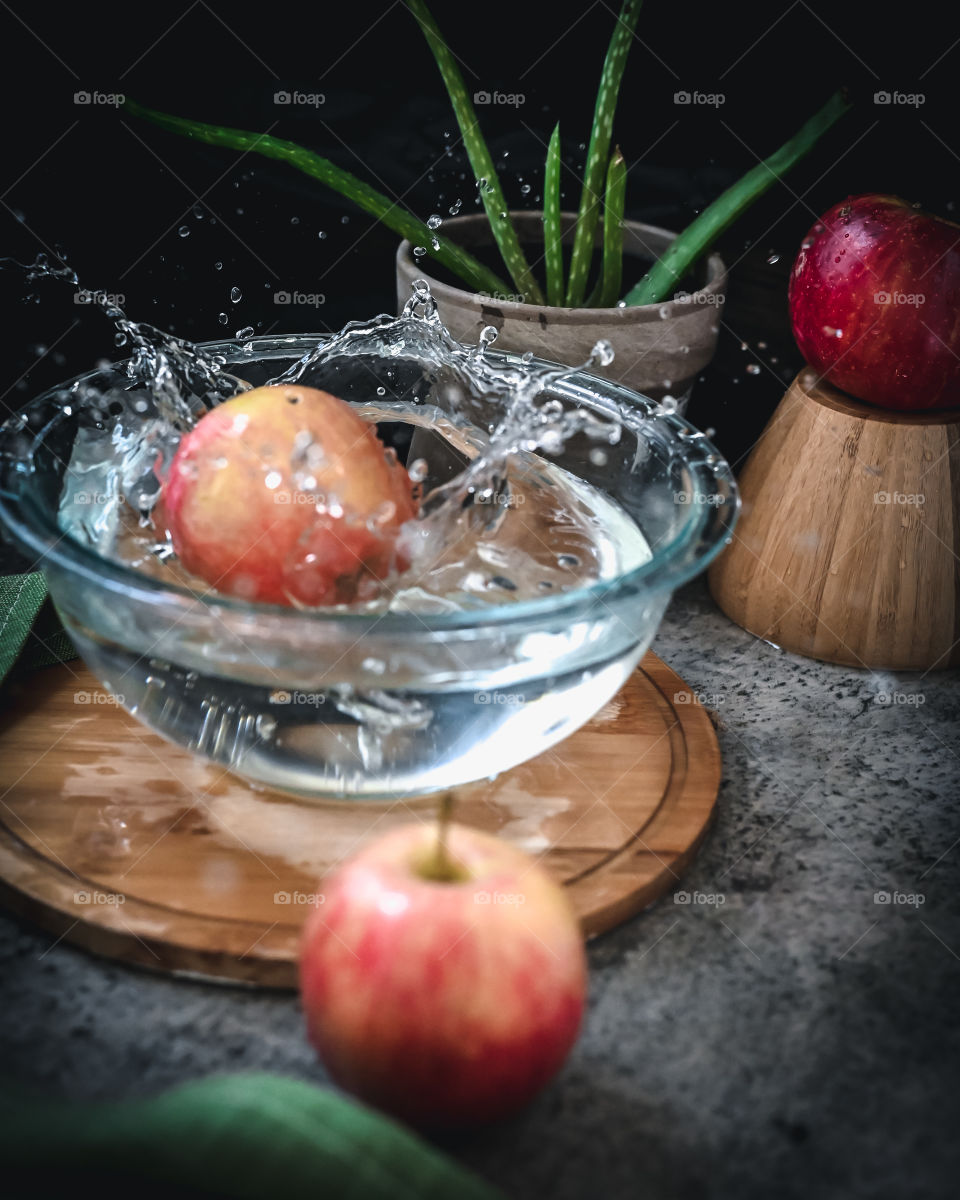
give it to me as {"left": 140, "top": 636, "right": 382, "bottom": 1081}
{"left": 0, "top": 653, "right": 722, "bottom": 987}
{"left": 709, "top": 369, "right": 960, "bottom": 670}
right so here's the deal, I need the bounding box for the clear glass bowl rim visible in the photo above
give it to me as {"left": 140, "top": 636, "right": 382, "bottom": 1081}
{"left": 0, "top": 333, "right": 740, "bottom": 633}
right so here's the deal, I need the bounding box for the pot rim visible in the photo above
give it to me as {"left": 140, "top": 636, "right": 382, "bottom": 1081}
{"left": 397, "top": 210, "right": 727, "bottom": 323}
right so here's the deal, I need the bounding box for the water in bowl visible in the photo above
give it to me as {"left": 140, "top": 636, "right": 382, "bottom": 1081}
{"left": 7, "top": 271, "right": 673, "bottom": 799}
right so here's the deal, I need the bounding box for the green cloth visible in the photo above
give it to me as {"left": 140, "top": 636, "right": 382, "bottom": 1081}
{"left": 0, "top": 571, "right": 77, "bottom": 687}
{"left": 0, "top": 1072, "right": 504, "bottom": 1199}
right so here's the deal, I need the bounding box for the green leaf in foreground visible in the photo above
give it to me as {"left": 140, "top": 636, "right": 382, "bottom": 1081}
{"left": 622, "top": 89, "right": 851, "bottom": 307}
{"left": 404, "top": 0, "right": 545, "bottom": 305}
{"left": 565, "top": 0, "right": 643, "bottom": 307}
{"left": 0, "top": 1072, "right": 504, "bottom": 1200}
{"left": 543, "top": 123, "right": 565, "bottom": 307}
{"left": 122, "top": 98, "right": 511, "bottom": 299}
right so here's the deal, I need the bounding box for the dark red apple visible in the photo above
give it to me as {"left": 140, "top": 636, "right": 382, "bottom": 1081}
{"left": 788, "top": 194, "right": 960, "bottom": 411}
{"left": 155, "top": 385, "right": 419, "bottom": 606}
{"left": 299, "top": 822, "right": 587, "bottom": 1128}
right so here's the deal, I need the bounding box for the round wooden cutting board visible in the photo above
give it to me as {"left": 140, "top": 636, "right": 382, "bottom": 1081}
{"left": 0, "top": 652, "right": 721, "bottom": 987}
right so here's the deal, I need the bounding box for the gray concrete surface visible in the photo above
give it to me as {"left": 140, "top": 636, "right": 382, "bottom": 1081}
{"left": 2, "top": 578, "right": 958, "bottom": 1200}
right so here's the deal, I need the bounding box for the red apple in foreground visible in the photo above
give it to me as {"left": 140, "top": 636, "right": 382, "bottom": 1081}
{"left": 155, "top": 384, "right": 419, "bottom": 606}
{"left": 788, "top": 194, "right": 960, "bottom": 411}
{"left": 299, "top": 822, "right": 587, "bottom": 1128}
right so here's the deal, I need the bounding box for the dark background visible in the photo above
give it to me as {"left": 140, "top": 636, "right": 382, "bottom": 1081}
{"left": 0, "top": 0, "right": 955, "bottom": 536}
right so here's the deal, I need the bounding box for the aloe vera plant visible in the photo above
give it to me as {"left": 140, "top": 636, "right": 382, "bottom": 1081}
{"left": 125, "top": 1, "right": 850, "bottom": 311}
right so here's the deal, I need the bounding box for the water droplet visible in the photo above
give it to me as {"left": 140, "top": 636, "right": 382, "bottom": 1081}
{"left": 376, "top": 386, "right": 386, "bottom": 396}
{"left": 660, "top": 396, "right": 678, "bottom": 414}
{"left": 591, "top": 339, "right": 614, "bottom": 367}
{"left": 235, "top": 325, "right": 254, "bottom": 340}
{"left": 290, "top": 216, "right": 300, "bottom": 225}
{"left": 766, "top": 252, "right": 780, "bottom": 265}
{"left": 557, "top": 554, "right": 580, "bottom": 568}
{"left": 520, "top": 183, "right": 532, "bottom": 196}
{"left": 318, "top": 231, "right": 327, "bottom": 239}
{"left": 413, "top": 245, "right": 427, "bottom": 258}
{"left": 427, "top": 214, "right": 442, "bottom": 230}
{"left": 479, "top": 325, "right": 498, "bottom": 346}
{"left": 230, "top": 287, "right": 242, "bottom": 303}
{"left": 214, "top": 261, "right": 223, "bottom": 270}
{"left": 658, "top": 305, "right": 671, "bottom": 319}
{"left": 431, "top": 237, "right": 440, "bottom": 251}
{"left": 408, "top": 457, "right": 429, "bottom": 483}
{"left": 218, "top": 312, "right": 228, "bottom": 325}
{"left": 178, "top": 225, "right": 190, "bottom": 238}
{"left": 341, "top": 215, "right": 349, "bottom": 224}
{"left": 746, "top": 363, "right": 761, "bottom": 375}
{"left": 448, "top": 199, "right": 462, "bottom": 216}
{"left": 589, "top": 448, "right": 608, "bottom": 466}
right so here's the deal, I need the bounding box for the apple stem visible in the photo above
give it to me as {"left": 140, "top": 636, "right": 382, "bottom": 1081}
{"left": 434, "top": 791, "right": 455, "bottom": 879}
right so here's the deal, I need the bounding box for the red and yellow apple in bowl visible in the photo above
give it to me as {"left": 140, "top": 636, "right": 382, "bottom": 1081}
{"left": 154, "top": 384, "right": 419, "bottom": 606}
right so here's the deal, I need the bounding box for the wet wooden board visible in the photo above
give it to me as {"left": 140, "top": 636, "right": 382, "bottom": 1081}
{"left": 0, "top": 652, "right": 721, "bottom": 987}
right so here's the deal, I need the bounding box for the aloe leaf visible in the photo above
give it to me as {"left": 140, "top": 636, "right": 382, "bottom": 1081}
{"left": 404, "top": 0, "right": 545, "bottom": 304}
{"left": 623, "top": 89, "right": 851, "bottom": 306}
{"left": 543, "top": 123, "right": 564, "bottom": 307}
{"left": 123, "top": 99, "right": 512, "bottom": 298}
{"left": 590, "top": 147, "right": 627, "bottom": 308}
{"left": 565, "top": 0, "right": 642, "bottom": 307}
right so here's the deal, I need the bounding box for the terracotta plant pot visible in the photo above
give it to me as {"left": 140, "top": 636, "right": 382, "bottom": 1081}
{"left": 396, "top": 211, "right": 726, "bottom": 405}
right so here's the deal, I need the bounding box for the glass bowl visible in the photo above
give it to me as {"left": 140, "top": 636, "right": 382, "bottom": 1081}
{"left": 0, "top": 334, "right": 738, "bottom": 801}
